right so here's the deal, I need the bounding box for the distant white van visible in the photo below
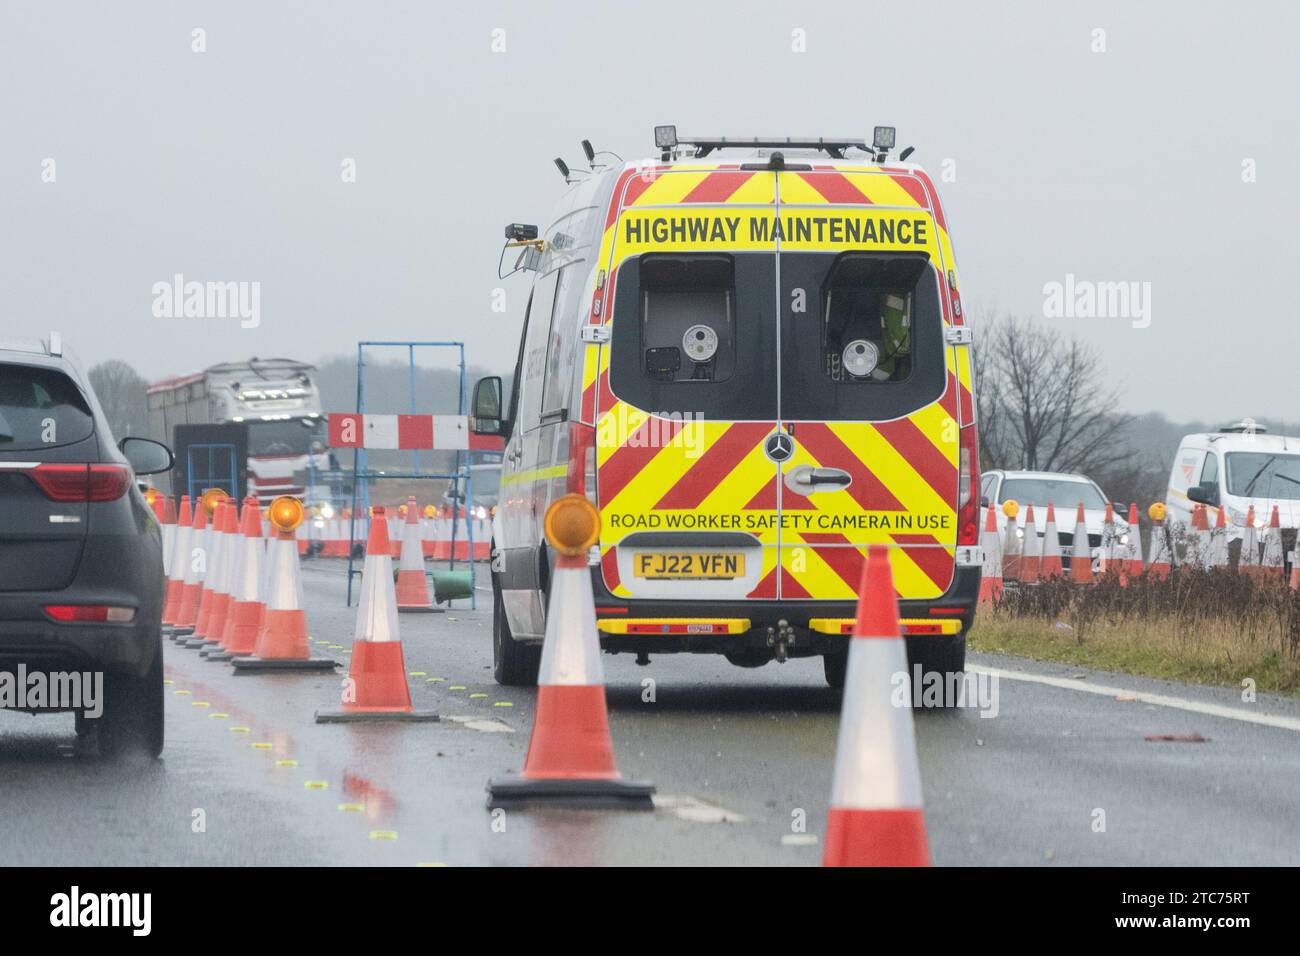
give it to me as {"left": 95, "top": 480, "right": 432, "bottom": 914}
{"left": 1165, "top": 421, "right": 1300, "bottom": 543}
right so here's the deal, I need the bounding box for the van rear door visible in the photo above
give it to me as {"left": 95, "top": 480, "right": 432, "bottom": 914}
{"left": 595, "top": 169, "right": 785, "bottom": 601}
{"left": 773, "top": 169, "right": 964, "bottom": 601}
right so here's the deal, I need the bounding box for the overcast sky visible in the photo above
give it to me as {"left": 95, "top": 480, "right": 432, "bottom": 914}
{"left": 2, "top": 1, "right": 1296, "bottom": 421}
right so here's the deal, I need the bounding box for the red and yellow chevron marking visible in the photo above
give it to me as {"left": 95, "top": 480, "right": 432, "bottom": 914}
{"left": 590, "top": 163, "right": 967, "bottom": 601}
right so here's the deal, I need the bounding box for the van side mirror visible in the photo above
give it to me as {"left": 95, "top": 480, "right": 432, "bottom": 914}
{"left": 119, "top": 436, "right": 174, "bottom": 475}
{"left": 1187, "top": 484, "right": 1214, "bottom": 506}
{"left": 471, "top": 376, "right": 508, "bottom": 439}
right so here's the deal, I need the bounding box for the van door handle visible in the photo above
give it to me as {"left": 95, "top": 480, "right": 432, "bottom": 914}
{"left": 797, "top": 468, "right": 851, "bottom": 487}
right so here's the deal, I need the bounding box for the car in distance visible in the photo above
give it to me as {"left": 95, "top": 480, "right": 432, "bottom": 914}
{"left": 980, "top": 469, "right": 1131, "bottom": 556}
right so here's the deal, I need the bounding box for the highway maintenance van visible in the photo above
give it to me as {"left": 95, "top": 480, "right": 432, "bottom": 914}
{"left": 1165, "top": 421, "right": 1300, "bottom": 555}
{"left": 473, "top": 127, "right": 980, "bottom": 688}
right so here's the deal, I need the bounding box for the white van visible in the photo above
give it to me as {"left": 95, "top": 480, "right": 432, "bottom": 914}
{"left": 1165, "top": 421, "right": 1300, "bottom": 545}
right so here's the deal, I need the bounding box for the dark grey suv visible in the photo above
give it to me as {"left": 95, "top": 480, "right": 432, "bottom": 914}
{"left": 0, "top": 335, "right": 173, "bottom": 756}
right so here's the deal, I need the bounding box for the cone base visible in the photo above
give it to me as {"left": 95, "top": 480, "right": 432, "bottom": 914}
{"left": 397, "top": 605, "right": 442, "bottom": 614}
{"left": 201, "top": 649, "right": 241, "bottom": 662}
{"left": 181, "top": 638, "right": 218, "bottom": 650}
{"left": 315, "top": 709, "right": 440, "bottom": 723}
{"left": 822, "top": 807, "right": 930, "bottom": 867}
{"left": 231, "top": 656, "right": 338, "bottom": 674}
{"left": 485, "top": 776, "right": 655, "bottom": 810}
{"left": 164, "top": 626, "right": 194, "bottom": 640}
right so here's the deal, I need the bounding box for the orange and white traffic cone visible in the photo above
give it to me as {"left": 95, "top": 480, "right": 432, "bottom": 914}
{"left": 213, "top": 497, "right": 266, "bottom": 660}
{"left": 1098, "top": 502, "right": 1116, "bottom": 577}
{"left": 487, "top": 496, "right": 654, "bottom": 808}
{"left": 1020, "top": 504, "right": 1041, "bottom": 581}
{"left": 232, "top": 497, "right": 337, "bottom": 674}
{"left": 421, "top": 505, "right": 436, "bottom": 558}
{"left": 185, "top": 493, "right": 231, "bottom": 647}
{"left": 1069, "top": 502, "right": 1093, "bottom": 585}
{"left": 162, "top": 494, "right": 192, "bottom": 631}
{"left": 1147, "top": 503, "right": 1172, "bottom": 579}
{"left": 157, "top": 494, "right": 175, "bottom": 580}
{"left": 388, "top": 508, "right": 403, "bottom": 558}
{"left": 1238, "top": 506, "right": 1260, "bottom": 579}
{"left": 1000, "top": 501, "right": 1021, "bottom": 582}
{"left": 822, "top": 544, "right": 930, "bottom": 867}
{"left": 395, "top": 497, "right": 435, "bottom": 612}
{"left": 1261, "top": 505, "right": 1285, "bottom": 583}
{"left": 1205, "top": 505, "right": 1230, "bottom": 569}
{"left": 978, "top": 503, "right": 1002, "bottom": 605}
{"left": 1154, "top": 504, "right": 1175, "bottom": 580}
{"left": 198, "top": 501, "right": 240, "bottom": 655}
{"left": 316, "top": 506, "right": 438, "bottom": 722}
{"left": 173, "top": 498, "right": 209, "bottom": 631}
{"left": 1187, "top": 503, "right": 1210, "bottom": 568}
{"left": 433, "top": 507, "right": 452, "bottom": 561}
{"left": 1118, "top": 504, "right": 1144, "bottom": 582}
{"left": 1040, "top": 503, "right": 1065, "bottom": 579}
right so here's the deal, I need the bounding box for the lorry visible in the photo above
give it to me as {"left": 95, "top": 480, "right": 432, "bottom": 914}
{"left": 146, "top": 358, "right": 330, "bottom": 504}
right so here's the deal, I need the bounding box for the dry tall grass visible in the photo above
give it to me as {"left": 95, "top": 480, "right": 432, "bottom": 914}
{"left": 971, "top": 570, "right": 1300, "bottom": 694}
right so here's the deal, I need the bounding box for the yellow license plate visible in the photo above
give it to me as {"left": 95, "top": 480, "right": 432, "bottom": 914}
{"left": 633, "top": 552, "right": 745, "bottom": 579}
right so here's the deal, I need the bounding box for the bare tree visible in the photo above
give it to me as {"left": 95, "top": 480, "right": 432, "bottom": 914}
{"left": 973, "top": 312, "right": 1131, "bottom": 475}
{"left": 87, "top": 359, "right": 149, "bottom": 440}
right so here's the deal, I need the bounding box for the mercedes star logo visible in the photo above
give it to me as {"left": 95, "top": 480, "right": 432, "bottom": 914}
{"left": 764, "top": 431, "right": 795, "bottom": 463}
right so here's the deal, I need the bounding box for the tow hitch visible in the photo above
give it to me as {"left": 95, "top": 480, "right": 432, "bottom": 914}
{"left": 765, "top": 619, "right": 796, "bottom": 663}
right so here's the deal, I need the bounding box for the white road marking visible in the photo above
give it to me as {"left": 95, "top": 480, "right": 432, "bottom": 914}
{"left": 653, "top": 794, "right": 746, "bottom": 823}
{"left": 970, "top": 664, "right": 1300, "bottom": 734}
{"left": 444, "top": 715, "right": 514, "bottom": 733}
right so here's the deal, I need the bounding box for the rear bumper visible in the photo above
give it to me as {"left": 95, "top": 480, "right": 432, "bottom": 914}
{"left": 588, "top": 563, "right": 980, "bottom": 656}
{"left": 0, "top": 534, "right": 163, "bottom": 683}
{"left": 0, "top": 615, "right": 159, "bottom": 685}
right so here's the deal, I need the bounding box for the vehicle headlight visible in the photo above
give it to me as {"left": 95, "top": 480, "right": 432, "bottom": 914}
{"left": 1016, "top": 527, "right": 1024, "bottom": 540}
{"left": 319, "top": 503, "right": 335, "bottom": 519}
{"left": 1118, "top": 533, "right": 1129, "bottom": 546}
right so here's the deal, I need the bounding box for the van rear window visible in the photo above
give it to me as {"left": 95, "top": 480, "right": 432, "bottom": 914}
{"left": 0, "top": 363, "right": 96, "bottom": 451}
{"left": 608, "top": 253, "right": 777, "bottom": 420}
{"left": 780, "top": 252, "right": 946, "bottom": 421}
{"left": 641, "top": 256, "right": 735, "bottom": 384}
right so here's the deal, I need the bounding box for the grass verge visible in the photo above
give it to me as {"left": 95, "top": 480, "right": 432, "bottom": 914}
{"left": 970, "top": 614, "right": 1300, "bottom": 697}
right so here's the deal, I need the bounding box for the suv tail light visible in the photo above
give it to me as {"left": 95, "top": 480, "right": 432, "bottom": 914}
{"left": 957, "top": 424, "right": 980, "bottom": 546}
{"left": 566, "top": 421, "right": 598, "bottom": 506}
{"left": 43, "top": 604, "right": 137, "bottom": 623}
{"left": 28, "top": 463, "right": 132, "bottom": 502}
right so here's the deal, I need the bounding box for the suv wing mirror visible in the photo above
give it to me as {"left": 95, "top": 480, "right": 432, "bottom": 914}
{"left": 119, "top": 436, "right": 175, "bottom": 476}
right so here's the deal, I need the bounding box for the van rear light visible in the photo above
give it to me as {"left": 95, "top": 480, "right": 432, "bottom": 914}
{"left": 957, "top": 424, "right": 980, "bottom": 546}
{"left": 28, "top": 463, "right": 131, "bottom": 502}
{"left": 43, "top": 605, "right": 137, "bottom": 623}
{"left": 566, "top": 421, "right": 598, "bottom": 506}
